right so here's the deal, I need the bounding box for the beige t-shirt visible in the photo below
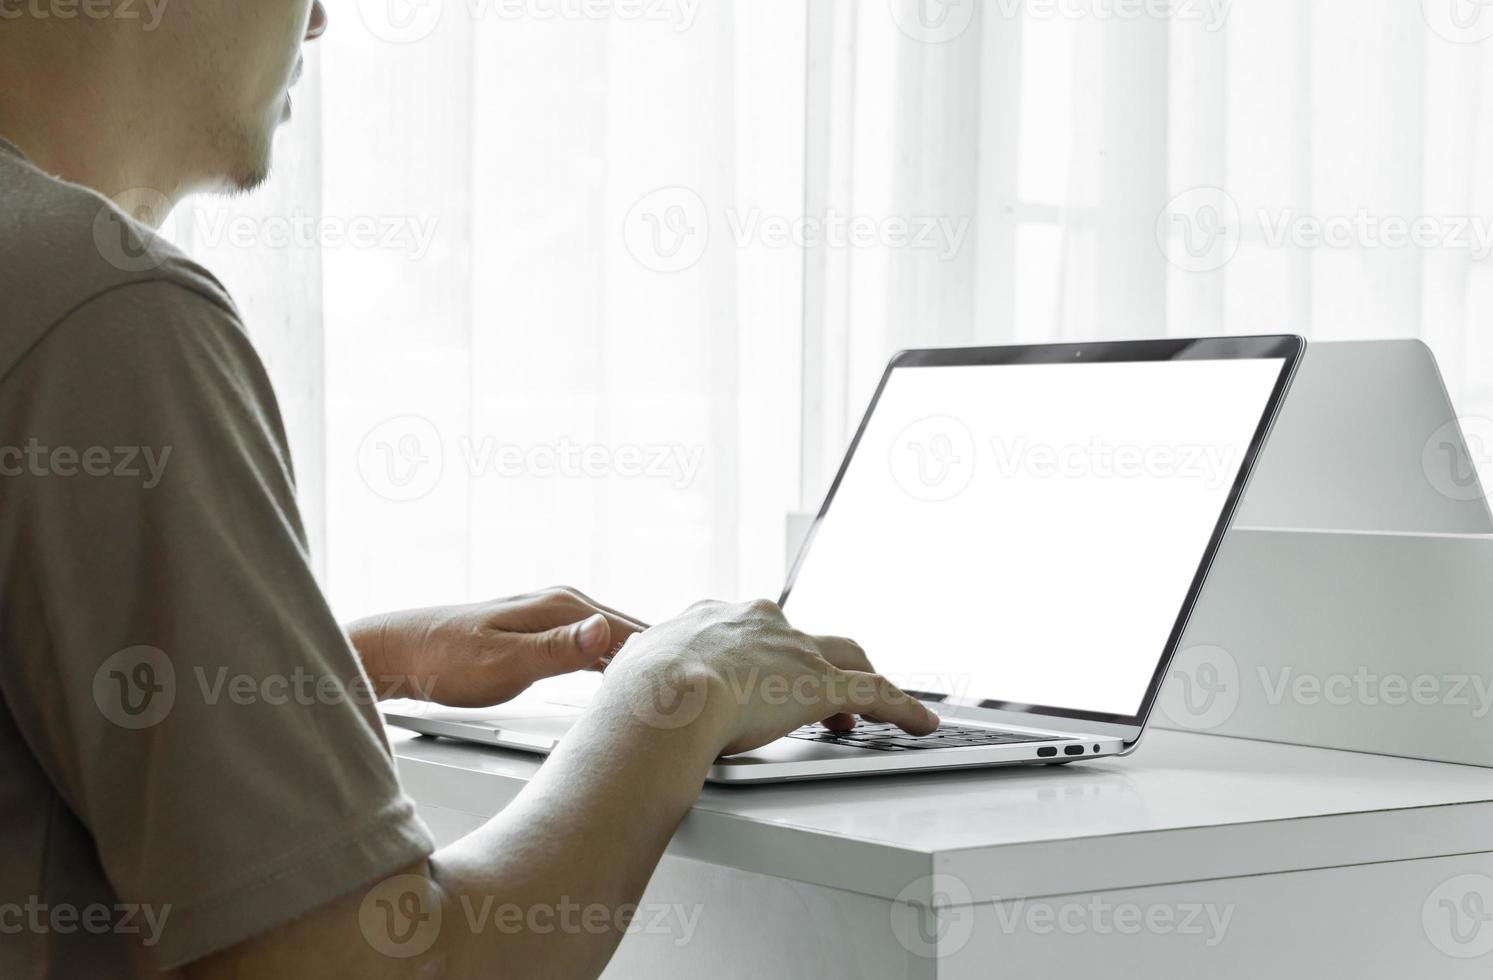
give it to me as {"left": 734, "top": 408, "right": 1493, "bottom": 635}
{"left": 0, "top": 138, "right": 434, "bottom": 976}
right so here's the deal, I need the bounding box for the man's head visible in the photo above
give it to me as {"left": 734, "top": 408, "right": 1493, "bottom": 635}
{"left": 0, "top": 0, "right": 328, "bottom": 212}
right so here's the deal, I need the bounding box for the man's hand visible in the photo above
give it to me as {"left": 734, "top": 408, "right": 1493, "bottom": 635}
{"left": 605, "top": 598, "right": 939, "bottom": 755}
{"left": 346, "top": 587, "right": 647, "bottom": 707}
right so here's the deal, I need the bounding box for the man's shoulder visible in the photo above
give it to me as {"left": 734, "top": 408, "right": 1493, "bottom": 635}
{"left": 0, "top": 150, "right": 240, "bottom": 383}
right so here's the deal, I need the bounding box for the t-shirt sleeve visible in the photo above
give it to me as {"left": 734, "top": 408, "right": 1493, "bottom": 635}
{"left": 0, "top": 279, "right": 435, "bottom": 970}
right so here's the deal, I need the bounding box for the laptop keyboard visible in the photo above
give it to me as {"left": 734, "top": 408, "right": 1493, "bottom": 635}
{"left": 785, "top": 721, "right": 1068, "bottom": 751}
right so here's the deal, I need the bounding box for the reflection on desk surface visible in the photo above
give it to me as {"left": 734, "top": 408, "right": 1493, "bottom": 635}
{"left": 393, "top": 726, "right": 1493, "bottom": 854}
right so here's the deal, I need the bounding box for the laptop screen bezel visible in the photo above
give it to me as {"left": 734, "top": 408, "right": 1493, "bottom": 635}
{"left": 778, "top": 335, "right": 1306, "bottom": 730}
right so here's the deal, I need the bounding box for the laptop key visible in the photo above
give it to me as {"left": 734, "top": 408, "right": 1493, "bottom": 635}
{"left": 787, "top": 725, "right": 1070, "bottom": 751}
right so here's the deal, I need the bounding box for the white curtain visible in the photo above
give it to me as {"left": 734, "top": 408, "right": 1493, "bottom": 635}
{"left": 168, "top": 0, "right": 1493, "bottom": 629}
{"left": 171, "top": 1, "right": 809, "bottom": 628}
{"left": 807, "top": 0, "right": 1493, "bottom": 504}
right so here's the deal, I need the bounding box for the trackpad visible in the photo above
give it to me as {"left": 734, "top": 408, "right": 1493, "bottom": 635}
{"left": 491, "top": 714, "right": 580, "bottom": 743}
{"left": 408, "top": 702, "right": 582, "bottom": 748}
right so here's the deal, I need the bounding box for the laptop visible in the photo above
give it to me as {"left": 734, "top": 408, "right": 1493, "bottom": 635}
{"left": 383, "top": 335, "right": 1305, "bottom": 782}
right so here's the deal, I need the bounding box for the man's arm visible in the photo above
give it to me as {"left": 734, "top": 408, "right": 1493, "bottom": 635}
{"left": 189, "top": 672, "right": 726, "bottom": 979}
{"left": 188, "top": 601, "right": 939, "bottom": 978}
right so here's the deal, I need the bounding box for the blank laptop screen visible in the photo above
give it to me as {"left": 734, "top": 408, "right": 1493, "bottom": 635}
{"left": 782, "top": 357, "right": 1286, "bottom": 720}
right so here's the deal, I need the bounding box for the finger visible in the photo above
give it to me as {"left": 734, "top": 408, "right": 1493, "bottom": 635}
{"left": 812, "top": 635, "right": 873, "bottom": 673}
{"left": 820, "top": 712, "right": 857, "bottom": 732}
{"left": 517, "top": 614, "right": 614, "bottom": 680}
{"left": 812, "top": 637, "right": 872, "bottom": 730}
{"left": 523, "top": 594, "right": 644, "bottom": 653}
{"left": 833, "top": 670, "right": 940, "bottom": 736}
{"left": 555, "top": 587, "right": 651, "bottom": 632}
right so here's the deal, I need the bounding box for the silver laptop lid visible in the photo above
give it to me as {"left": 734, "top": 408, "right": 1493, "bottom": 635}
{"left": 780, "top": 337, "right": 1303, "bottom": 745}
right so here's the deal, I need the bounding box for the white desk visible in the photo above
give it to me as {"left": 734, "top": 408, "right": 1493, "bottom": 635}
{"left": 392, "top": 726, "right": 1493, "bottom": 978}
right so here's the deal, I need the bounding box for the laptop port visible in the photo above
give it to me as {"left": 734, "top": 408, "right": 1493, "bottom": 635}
{"left": 1037, "top": 746, "right": 1057, "bottom": 757}
{"left": 1063, "top": 745, "right": 1084, "bottom": 756}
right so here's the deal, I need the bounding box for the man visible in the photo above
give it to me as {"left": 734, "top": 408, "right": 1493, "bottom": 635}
{"left": 0, "top": 2, "right": 940, "bottom": 977}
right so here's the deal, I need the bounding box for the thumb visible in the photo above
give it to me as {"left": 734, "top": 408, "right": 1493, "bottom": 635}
{"left": 525, "top": 613, "right": 612, "bottom": 678}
